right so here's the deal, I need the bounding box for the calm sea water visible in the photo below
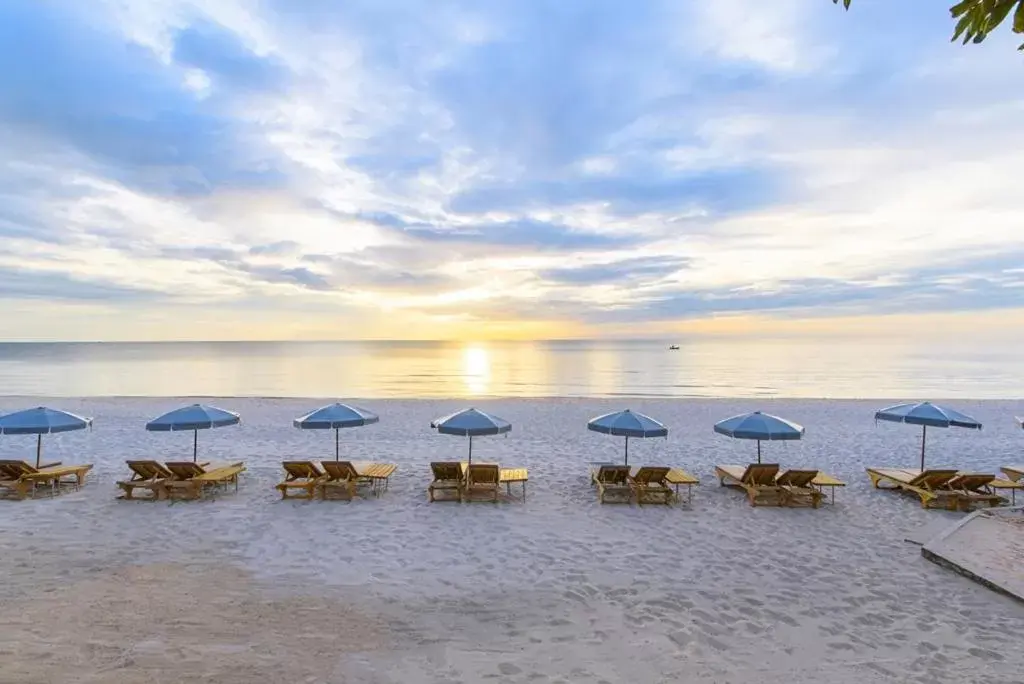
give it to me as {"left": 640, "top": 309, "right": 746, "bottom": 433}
{"left": 0, "top": 339, "right": 1018, "bottom": 399}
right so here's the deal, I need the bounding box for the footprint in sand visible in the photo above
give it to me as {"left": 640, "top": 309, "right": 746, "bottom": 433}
{"left": 967, "top": 647, "right": 1004, "bottom": 661}
{"left": 498, "top": 663, "right": 522, "bottom": 675}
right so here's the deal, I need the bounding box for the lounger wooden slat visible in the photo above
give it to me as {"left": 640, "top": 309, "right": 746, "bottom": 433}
{"left": 160, "top": 462, "right": 245, "bottom": 501}
{"left": 0, "top": 460, "right": 93, "bottom": 500}
{"left": 117, "top": 460, "right": 175, "bottom": 500}
{"left": 715, "top": 464, "right": 784, "bottom": 506}
{"left": 276, "top": 461, "right": 325, "bottom": 500}
{"left": 429, "top": 461, "right": 464, "bottom": 502}
{"left": 464, "top": 463, "right": 500, "bottom": 502}
{"left": 591, "top": 464, "right": 632, "bottom": 504}
{"left": 318, "top": 461, "right": 363, "bottom": 500}
{"left": 943, "top": 473, "right": 1017, "bottom": 511}
{"left": 630, "top": 466, "right": 674, "bottom": 506}
{"left": 775, "top": 469, "right": 824, "bottom": 508}
{"left": 1001, "top": 465, "right": 1024, "bottom": 482}
{"left": 865, "top": 468, "right": 961, "bottom": 509}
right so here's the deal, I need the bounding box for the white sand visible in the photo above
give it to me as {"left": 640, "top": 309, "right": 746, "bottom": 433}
{"left": 2, "top": 397, "right": 1023, "bottom": 683}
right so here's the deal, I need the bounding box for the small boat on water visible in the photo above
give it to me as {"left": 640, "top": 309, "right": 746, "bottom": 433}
{"left": 668, "top": 345, "right": 680, "bottom": 350}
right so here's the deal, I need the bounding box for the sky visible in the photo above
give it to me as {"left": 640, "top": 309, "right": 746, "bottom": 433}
{"left": 1, "top": 0, "right": 1023, "bottom": 342}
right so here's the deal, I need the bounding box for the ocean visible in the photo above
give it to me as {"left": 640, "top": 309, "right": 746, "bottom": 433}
{"left": 0, "top": 338, "right": 1018, "bottom": 399}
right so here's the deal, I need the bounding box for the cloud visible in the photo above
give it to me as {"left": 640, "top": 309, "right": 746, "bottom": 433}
{"left": 540, "top": 256, "right": 690, "bottom": 285}
{"left": 0, "top": 0, "right": 1023, "bottom": 340}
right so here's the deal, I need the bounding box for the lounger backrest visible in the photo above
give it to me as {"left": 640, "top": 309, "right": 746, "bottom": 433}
{"left": 127, "top": 460, "right": 173, "bottom": 480}
{"left": 165, "top": 462, "right": 206, "bottom": 479}
{"left": 633, "top": 466, "right": 670, "bottom": 484}
{"left": 947, "top": 473, "right": 994, "bottom": 492}
{"left": 431, "top": 461, "right": 463, "bottom": 481}
{"left": 742, "top": 463, "right": 780, "bottom": 485}
{"left": 908, "top": 469, "right": 959, "bottom": 489}
{"left": 322, "top": 461, "right": 359, "bottom": 481}
{"left": 282, "top": 461, "right": 321, "bottom": 479}
{"left": 466, "top": 464, "right": 499, "bottom": 485}
{"left": 0, "top": 460, "right": 35, "bottom": 477}
{"left": 776, "top": 469, "right": 818, "bottom": 487}
{"left": 596, "top": 465, "right": 630, "bottom": 484}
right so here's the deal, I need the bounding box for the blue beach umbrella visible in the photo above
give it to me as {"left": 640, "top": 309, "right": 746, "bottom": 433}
{"left": 874, "top": 401, "right": 982, "bottom": 470}
{"left": 293, "top": 402, "right": 379, "bottom": 461}
{"left": 146, "top": 403, "right": 240, "bottom": 462}
{"left": 587, "top": 409, "right": 668, "bottom": 465}
{"left": 0, "top": 406, "right": 93, "bottom": 467}
{"left": 714, "top": 411, "right": 804, "bottom": 464}
{"left": 430, "top": 408, "right": 510, "bottom": 464}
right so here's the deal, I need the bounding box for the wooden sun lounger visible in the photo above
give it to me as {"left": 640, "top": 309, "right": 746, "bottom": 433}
{"left": 160, "top": 461, "right": 245, "bottom": 501}
{"left": 775, "top": 469, "right": 825, "bottom": 508}
{"left": 865, "top": 468, "right": 961, "bottom": 509}
{"left": 630, "top": 466, "right": 674, "bottom": 506}
{"left": 0, "top": 460, "right": 93, "bottom": 500}
{"left": 318, "top": 460, "right": 396, "bottom": 500}
{"left": 715, "top": 464, "right": 784, "bottom": 506}
{"left": 429, "top": 461, "right": 464, "bottom": 502}
{"left": 318, "top": 461, "right": 364, "bottom": 500}
{"left": 276, "top": 461, "right": 325, "bottom": 500}
{"left": 946, "top": 473, "right": 1013, "bottom": 511}
{"left": 117, "top": 460, "right": 175, "bottom": 500}
{"left": 1002, "top": 465, "right": 1024, "bottom": 482}
{"left": 591, "top": 464, "right": 632, "bottom": 504}
{"left": 464, "top": 463, "right": 500, "bottom": 502}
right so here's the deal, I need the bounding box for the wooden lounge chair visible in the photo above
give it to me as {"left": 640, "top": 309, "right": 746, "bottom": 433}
{"left": 0, "top": 460, "right": 93, "bottom": 500}
{"left": 630, "top": 466, "right": 674, "bottom": 506}
{"left": 161, "top": 461, "right": 245, "bottom": 500}
{"left": 1002, "top": 465, "right": 1024, "bottom": 482}
{"left": 276, "top": 461, "right": 324, "bottom": 500}
{"left": 318, "top": 461, "right": 364, "bottom": 500}
{"left": 776, "top": 469, "right": 824, "bottom": 508}
{"left": 715, "top": 464, "right": 784, "bottom": 506}
{"left": 865, "top": 468, "right": 960, "bottom": 509}
{"left": 429, "top": 461, "right": 464, "bottom": 502}
{"left": 464, "top": 463, "right": 500, "bottom": 502}
{"left": 591, "top": 464, "right": 632, "bottom": 504}
{"left": 117, "top": 460, "right": 175, "bottom": 500}
{"left": 946, "top": 473, "right": 1006, "bottom": 511}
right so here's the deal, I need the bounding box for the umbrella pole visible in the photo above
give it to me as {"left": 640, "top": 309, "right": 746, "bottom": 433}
{"left": 624, "top": 436, "right": 629, "bottom": 466}
{"left": 36, "top": 434, "right": 42, "bottom": 469}
{"left": 468, "top": 435, "right": 473, "bottom": 465}
{"left": 757, "top": 440, "right": 761, "bottom": 464}
{"left": 335, "top": 427, "right": 340, "bottom": 461}
{"left": 193, "top": 429, "right": 198, "bottom": 463}
{"left": 920, "top": 425, "right": 927, "bottom": 471}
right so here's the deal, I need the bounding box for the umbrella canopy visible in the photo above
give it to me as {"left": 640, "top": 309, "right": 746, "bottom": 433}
{"left": 146, "top": 403, "right": 240, "bottom": 462}
{"left": 0, "top": 406, "right": 92, "bottom": 467}
{"left": 587, "top": 409, "right": 667, "bottom": 465}
{"left": 431, "top": 408, "right": 510, "bottom": 463}
{"left": 874, "top": 401, "right": 982, "bottom": 470}
{"left": 713, "top": 411, "right": 804, "bottom": 463}
{"left": 293, "top": 403, "right": 379, "bottom": 460}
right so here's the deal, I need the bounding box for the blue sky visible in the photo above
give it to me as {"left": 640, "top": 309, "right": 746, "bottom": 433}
{"left": 1, "top": 0, "right": 1022, "bottom": 340}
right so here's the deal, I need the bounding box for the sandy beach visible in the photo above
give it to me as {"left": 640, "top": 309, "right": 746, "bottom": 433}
{"left": 2, "top": 397, "right": 1023, "bottom": 683}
